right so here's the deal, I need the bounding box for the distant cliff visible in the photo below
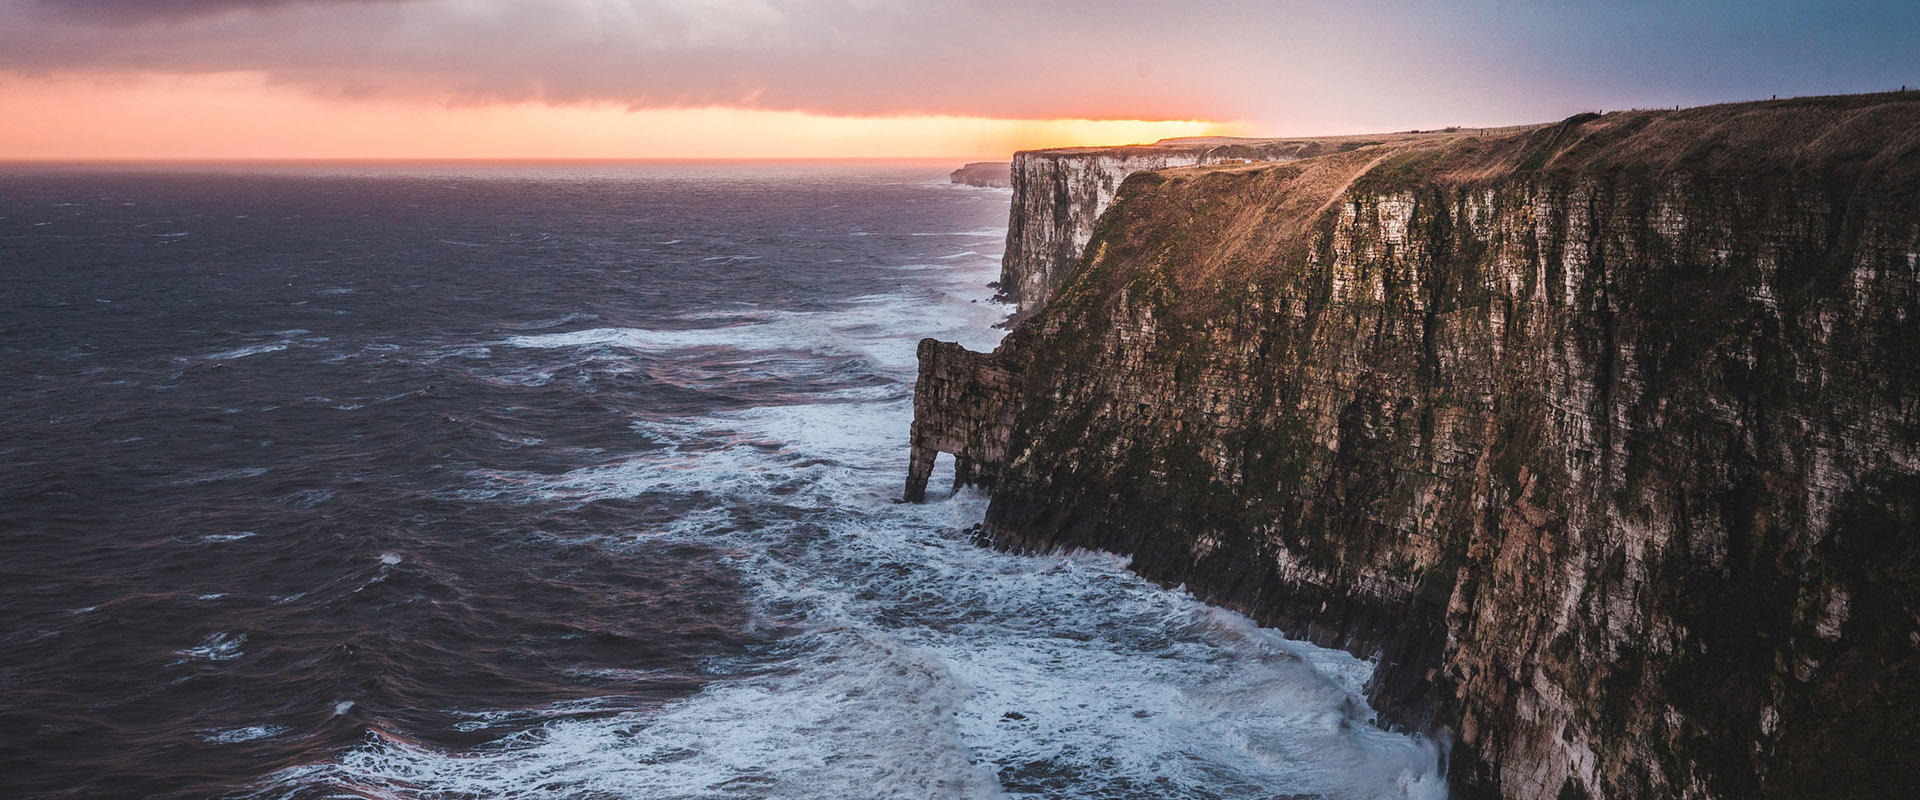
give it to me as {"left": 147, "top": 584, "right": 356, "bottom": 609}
{"left": 912, "top": 93, "right": 1920, "bottom": 799}
{"left": 950, "top": 162, "right": 1012, "bottom": 188}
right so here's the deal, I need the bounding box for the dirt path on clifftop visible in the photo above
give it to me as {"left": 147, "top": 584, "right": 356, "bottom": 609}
{"left": 1310, "top": 150, "right": 1397, "bottom": 224}
{"left": 1158, "top": 147, "right": 1407, "bottom": 291}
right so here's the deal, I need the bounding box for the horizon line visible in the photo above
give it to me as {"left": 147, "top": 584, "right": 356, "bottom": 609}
{"left": 0, "top": 156, "right": 1028, "bottom": 165}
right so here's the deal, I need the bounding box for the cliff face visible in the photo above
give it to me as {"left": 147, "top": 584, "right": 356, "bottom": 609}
{"left": 913, "top": 94, "right": 1920, "bottom": 799}
{"left": 950, "top": 161, "right": 1012, "bottom": 188}
{"left": 905, "top": 339, "right": 1018, "bottom": 502}
{"left": 997, "top": 132, "right": 1527, "bottom": 321}
{"left": 1000, "top": 147, "right": 1214, "bottom": 317}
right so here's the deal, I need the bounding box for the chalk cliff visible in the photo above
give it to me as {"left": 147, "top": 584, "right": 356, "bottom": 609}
{"left": 950, "top": 161, "right": 1012, "bottom": 188}
{"left": 996, "top": 132, "right": 1522, "bottom": 321}
{"left": 911, "top": 93, "right": 1920, "bottom": 799}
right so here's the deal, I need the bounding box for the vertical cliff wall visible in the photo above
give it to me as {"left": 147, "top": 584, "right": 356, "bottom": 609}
{"left": 905, "top": 339, "right": 1018, "bottom": 502}
{"left": 998, "top": 132, "right": 1530, "bottom": 322}
{"left": 914, "top": 94, "right": 1920, "bottom": 800}
{"left": 1000, "top": 147, "right": 1216, "bottom": 318}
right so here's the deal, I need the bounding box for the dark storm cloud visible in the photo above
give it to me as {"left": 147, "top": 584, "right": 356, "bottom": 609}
{"left": 1, "top": 0, "right": 1915, "bottom": 130}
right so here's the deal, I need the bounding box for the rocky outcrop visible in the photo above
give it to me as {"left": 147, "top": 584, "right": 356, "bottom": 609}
{"left": 912, "top": 93, "right": 1920, "bottom": 799}
{"left": 905, "top": 339, "right": 1018, "bottom": 502}
{"left": 950, "top": 162, "right": 1012, "bottom": 188}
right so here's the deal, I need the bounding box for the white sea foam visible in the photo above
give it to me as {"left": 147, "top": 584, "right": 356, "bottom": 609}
{"left": 279, "top": 488, "right": 335, "bottom": 508}
{"left": 910, "top": 228, "right": 1008, "bottom": 238}
{"left": 204, "top": 343, "right": 288, "bottom": 361}
{"left": 502, "top": 289, "right": 1003, "bottom": 377}
{"left": 254, "top": 196, "right": 1442, "bottom": 800}
{"left": 204, "top": 725, "right": 290, "bottom": 744}
{"left": 514, "top": 311, "right": 600, "bottom": 330}
{"left": 177, "top": 632, "right": 246, "bottom": 662}
{"left": 506, "top": 325, "right": 785, "bottom": 353}
{"left": 173, "top": 467, "right": 269, "bottom": 486}
{"left": 263, "top": 631, "right": 1004, "bottom": 800}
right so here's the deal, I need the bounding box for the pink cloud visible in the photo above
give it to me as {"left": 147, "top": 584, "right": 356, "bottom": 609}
{"left": 1, "top": 1, "right": 1913, "bottom": 133}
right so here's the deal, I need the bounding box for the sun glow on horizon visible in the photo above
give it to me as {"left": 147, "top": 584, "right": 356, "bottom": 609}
{"left": 0, "top": 73, "right": 1252, "bottom": 161}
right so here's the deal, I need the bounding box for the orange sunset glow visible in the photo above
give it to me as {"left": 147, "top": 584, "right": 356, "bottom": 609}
{"left": 0, "top": 72, "right": 1246, "bottom": 160}
{"left": 5, "top": 1, "right": 1913, "bottom": 161}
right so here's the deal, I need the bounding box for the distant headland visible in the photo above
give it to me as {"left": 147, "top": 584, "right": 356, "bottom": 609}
{"left": 949, "top": 162, "right": 1011, "bottom": 188}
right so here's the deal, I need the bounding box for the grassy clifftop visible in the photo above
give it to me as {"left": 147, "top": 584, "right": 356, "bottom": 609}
{"left": 1038, "top": 92, "right": 1920, "bottom": 323}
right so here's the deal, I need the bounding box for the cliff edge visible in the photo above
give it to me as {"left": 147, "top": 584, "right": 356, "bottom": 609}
{"left": 996, "top": 129, "right": 1535, "bottom": 322}
{"left": 912, "top": 93, "right": 1920, "bottom": 799}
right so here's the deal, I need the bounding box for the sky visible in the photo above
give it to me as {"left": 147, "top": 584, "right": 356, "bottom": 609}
{"left": 0, "top": 0, "right": 1915, "bottom": 159}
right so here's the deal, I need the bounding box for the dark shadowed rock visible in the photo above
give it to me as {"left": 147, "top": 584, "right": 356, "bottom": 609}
{"left": 905, "top": 339, "right": 1018, "bottom": 502}
{"left": 914, "top": 92, "right": 1920, "bottom": 800}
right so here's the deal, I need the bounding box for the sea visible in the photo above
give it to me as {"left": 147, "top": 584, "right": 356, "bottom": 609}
{"left": 0, "top": 162, "right": 1446, "bottom": 799}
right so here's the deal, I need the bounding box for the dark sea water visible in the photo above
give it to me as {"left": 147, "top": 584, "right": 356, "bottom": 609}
{"left": 0, "top": 163, "right": 1444, "bottom": 799}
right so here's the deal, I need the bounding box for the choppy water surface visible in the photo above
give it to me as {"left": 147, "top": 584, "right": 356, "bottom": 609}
{"left": 0, "top": 162, "right": 1444, "bottom": 799}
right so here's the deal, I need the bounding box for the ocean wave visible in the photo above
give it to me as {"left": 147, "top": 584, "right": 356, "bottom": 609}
{"left": 203, "top": 725, "right": 290, "bottom": 744}
{"left": 172, "top": 467, "right": 269, "bottom": 486}
{"left": 413, "top": 302, "right": 1444, "bottom": 798}
{"left": 10, "top": 165, "right": 1439, "bottom": 799}
{"left": 203, "top": 342, "right": 288, "bottom": 361}
{"left": 909, "top": 228, "right": 1008, "bottom": 237}
{"left": 175, "top": 632, "right": 246, "bottom": 662}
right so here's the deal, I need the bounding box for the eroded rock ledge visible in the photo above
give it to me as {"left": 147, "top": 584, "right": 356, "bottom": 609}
{"left": 905, "top": 339, "right": 1017, "bottom": 502}
{"left": 911, "top": 93, "right": 1920, "bottom": 800}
